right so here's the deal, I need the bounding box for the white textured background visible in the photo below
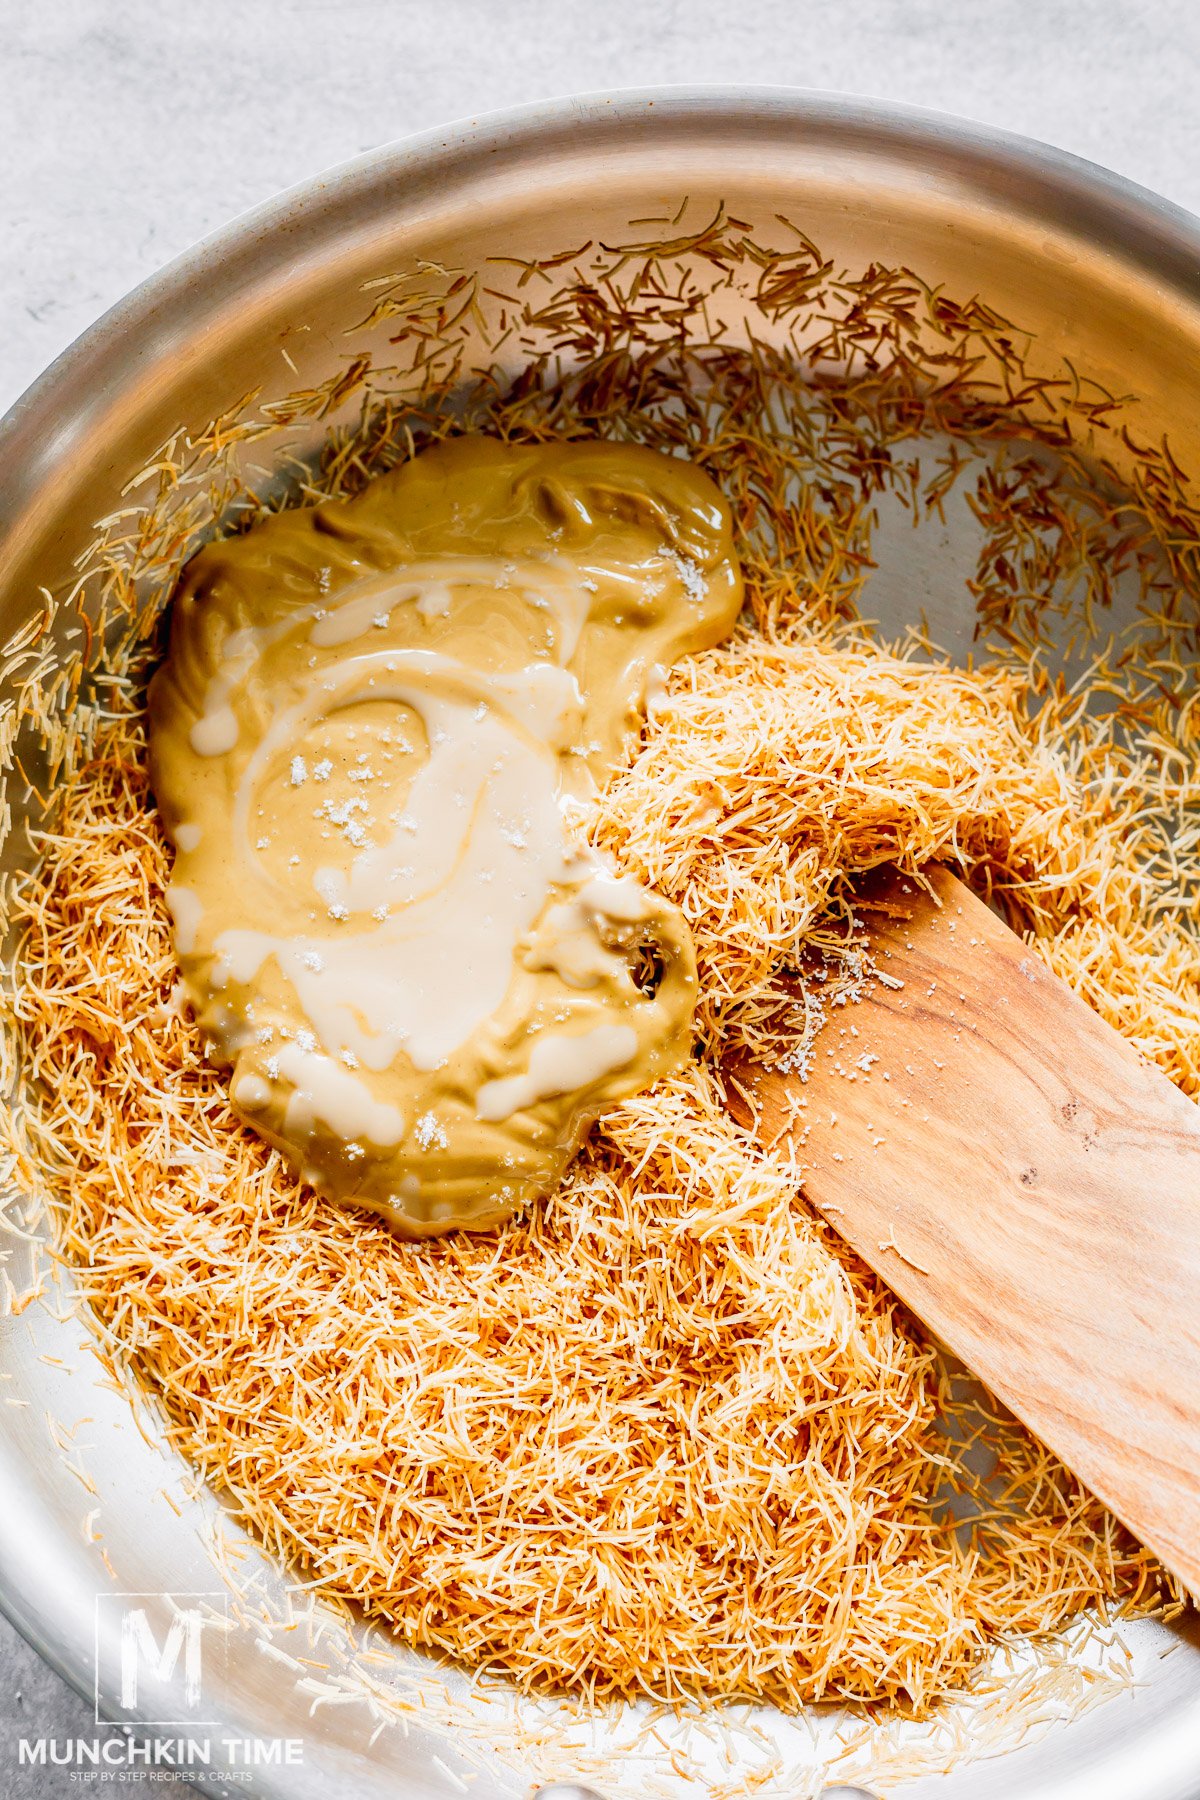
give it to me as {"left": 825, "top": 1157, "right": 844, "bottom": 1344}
{"left": 5, "top": 0, "right": 1200, "bottom": 413}
{"left": 1, "top": 0, "right": 1198, "bottom": 1789}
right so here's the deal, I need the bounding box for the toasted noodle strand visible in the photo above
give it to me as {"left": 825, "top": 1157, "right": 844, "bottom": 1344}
{"left": 1, "top": 219, "right": 1196, "bottom": 1719}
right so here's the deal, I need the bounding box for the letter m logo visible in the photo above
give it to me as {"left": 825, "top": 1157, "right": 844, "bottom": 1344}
{"left": 120, "top": 1605, "right": 203, "bottom": 1708}
{"left": 94, "top": 1592, "right": 227, "bottom": 1726}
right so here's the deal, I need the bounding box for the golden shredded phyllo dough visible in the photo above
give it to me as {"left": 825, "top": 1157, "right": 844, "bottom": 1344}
{"left": 5, "top": 614, "right": 1188, "bottom": 1710}
{"left": 2, "top": 221, "right": 1195, "bottom": 1719}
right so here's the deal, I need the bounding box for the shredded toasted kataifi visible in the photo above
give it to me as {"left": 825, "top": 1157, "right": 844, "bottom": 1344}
{"left": 0, "top": 215, "right": 1194, "bottom": 1733}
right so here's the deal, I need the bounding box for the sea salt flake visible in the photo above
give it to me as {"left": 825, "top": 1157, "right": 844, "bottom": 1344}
{"left": 415, "top": 1111, "right": 449, "bottom": 1151}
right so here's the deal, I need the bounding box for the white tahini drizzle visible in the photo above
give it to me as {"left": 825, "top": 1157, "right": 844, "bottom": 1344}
{"left": 186, "top": 550, "right": 655, "bottom": 1142}
{"left": 475, "top": 1023, "right": 639, "bottom": 1123}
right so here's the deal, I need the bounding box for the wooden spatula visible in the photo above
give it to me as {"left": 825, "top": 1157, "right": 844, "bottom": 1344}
{"left": 724, "top": 863, "right": 1200, "bottom": 1598}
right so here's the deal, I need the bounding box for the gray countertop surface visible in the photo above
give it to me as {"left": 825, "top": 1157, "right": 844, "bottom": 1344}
{"left": 1, "top": 0, "right": 1198, "bottom": 1790}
